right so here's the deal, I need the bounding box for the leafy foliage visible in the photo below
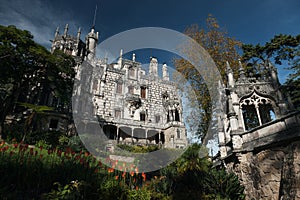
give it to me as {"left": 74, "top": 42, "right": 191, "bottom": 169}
{"left": 174, "top": 15, "right": 242, "bottom": 141}
{"left": 0, "top": 25, "right": 75, "bottom": 135}
{"left": 242, "top": 34, "right": 300, "bottom": 110}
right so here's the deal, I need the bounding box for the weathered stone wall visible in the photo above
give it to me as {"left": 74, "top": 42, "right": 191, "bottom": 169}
{"left": 227, "top": 141, "right": 300, "bottom": 200}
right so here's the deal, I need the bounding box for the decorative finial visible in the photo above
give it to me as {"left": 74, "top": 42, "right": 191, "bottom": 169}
{"left": 132, "top": 53, "right": 135, "bottom": 61}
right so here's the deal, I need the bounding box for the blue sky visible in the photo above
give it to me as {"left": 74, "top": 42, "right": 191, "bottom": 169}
{"left": 0, "top": 0, "right": 299, "bottom": 80}
{"left": 1, "top": 0, "right": 298, "bottom": 153}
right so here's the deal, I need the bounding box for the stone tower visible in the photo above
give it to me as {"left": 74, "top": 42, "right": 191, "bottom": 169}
{"left": 217, "top": 60, "right": 300, "bottom": 199}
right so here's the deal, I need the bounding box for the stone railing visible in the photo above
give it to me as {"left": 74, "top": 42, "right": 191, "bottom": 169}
{"left": 240, "top": 111, "right": 300, "bottom": 151}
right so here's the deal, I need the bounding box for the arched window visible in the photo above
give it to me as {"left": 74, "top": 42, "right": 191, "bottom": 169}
{"left": 242, "top": 104, "right": 259, "bottom": 131}
{"left": 240, "top": 93, "right": 277, "bottom": 131}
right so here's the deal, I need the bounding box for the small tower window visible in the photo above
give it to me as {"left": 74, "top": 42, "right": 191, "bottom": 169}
{"left": 116, "top": 82, "right": 123, "bottom": 94}
{"left": 140, "top": 86, "right": 146, "bottom": 98}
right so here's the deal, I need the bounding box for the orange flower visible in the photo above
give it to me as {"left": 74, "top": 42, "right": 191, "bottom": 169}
{"left": 115, "top": 175, "right": 119, "bottom": 180}
{"left": 130, "top": 171, "right": 134, "bottom": 177}
{"left": 122, "top": 172, "right": 126, "bottom": 178}
{"left": 108, "top": 168, "right": 114, "bottom": 173}
{"left": 142, "top": 172, "right": 146, "bottom": 181}
{"left": 135, "top": 186, "right": 139, "bottom": 190}
{"left": 135, "top": 167, "right": 139, "bottom": 174}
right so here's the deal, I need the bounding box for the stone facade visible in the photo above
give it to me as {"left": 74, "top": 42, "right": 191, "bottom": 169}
{"left": 217, "top": 60, "right": 300, "bottom": 199}
{"left": 51, "top": 25, "right": 187, "bottom": 149}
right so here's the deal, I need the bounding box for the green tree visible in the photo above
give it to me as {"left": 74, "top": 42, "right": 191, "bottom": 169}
{"left": 0, "top": 25, "right": 75, "bottom": 135}
{"left": 242, "top": 34, "right": 300, "bottom": 109}
{"left": 174, "top": 15, "right": 242, "bottom": 141}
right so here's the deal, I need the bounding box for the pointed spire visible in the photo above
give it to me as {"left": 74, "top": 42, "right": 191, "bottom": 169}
{"left": 77, "top": 27, "right": 81, "bottom": 40}
{"left": 238, "top": 59, "right": 246, "bottom": 79}
{"left": 64, "top": 24, "right": 69, "bottom": 37}
{"left": 55, "top": 26, "right": 59, "bottom": 37}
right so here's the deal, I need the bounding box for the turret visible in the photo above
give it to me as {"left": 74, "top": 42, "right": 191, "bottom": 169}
{"left": 238, "top": 59, "right": 246, "bottom": 80}
{"left": 149, "top": 57, "right": 158, "bottom": 76}
{"left": 86, "top": 27, "right": 99, "bottom": 60}
{"left": 162, "top": 63, "right": 169, "bottom": 81}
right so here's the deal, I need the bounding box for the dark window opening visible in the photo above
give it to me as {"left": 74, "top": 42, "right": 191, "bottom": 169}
{"left": 140, "top": 86, "right": 146, "bottom": 98}
{"left": 175, "top": 109, "right": 180, "bottom": 121}
{"left": 177, "top": 129, "right": 180, "bottom": 138}
{"left": 160, "top": 133, "right": 165, "bottom": 144}
{"left": 93, "top": 80, "right": 98, "bottom": 91}
{"left": 167, "top": 112, "right": 170, "bottom": 122}
{"left": 140, "top": 113, "right": 146, "bottom": 121}
{"left": 242, "top": 105, "right": 259, "bottom": 131}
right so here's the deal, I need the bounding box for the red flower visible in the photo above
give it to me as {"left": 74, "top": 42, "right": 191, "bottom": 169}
{"left": 122, "top": 172, "right": 126, "bottom": 178}
{"left": 39, "top": 154, "right": 43, "bottom": 159}
{"left": 13, "top": 143, "right": 18, "bottom": 148}
{"left": 39, "top": 146, "right": 43, "bottom": 150}
{"left": 130, "top": 171, "right": 134, "bottom": 177}
{"left": 115, "top": 175, "right": 119, "bottom": 180}
{"left": 30, "top": 148, "right": 33, "bottom": 155}
{"left": 142, "top": 172, "right": 146, "bottom": 181}
{"left": 48, "top": 149, "right": 52, "bottom": 155}
{"left": 108, "top": 168, "right": 114, "bottom": 173}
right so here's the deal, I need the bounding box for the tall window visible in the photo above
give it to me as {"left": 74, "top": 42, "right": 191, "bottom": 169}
{"left": 128, "top": 67, "right": 135, "bottom": 78}
{"left": 140, "top": 86, "right": 146, "bottom": 98}
{"left": 116, "top": 82, "right": 122, "bottom": 94}
{"left": 155, "top": 115, "right": 160, "bottom": 123}
{"left": 115, "top": 110, "right": 121, "bottom": 119}
{"left": 241, "top": 94, "right": 276, "bottom": 131}
{"left": 242, "top": 104, "right": 259, "bottom": 131}
{"left": 140, "top": 113, "right": 146, "bottom": 121}
{"left": 128, "top": 86, "right": 134, "bottom": 94}
{"left": 177, "top": 129, "right": 181, "bottom": 138}
{"left": 93, "top": 80, "right": 98, "bottom": 91}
